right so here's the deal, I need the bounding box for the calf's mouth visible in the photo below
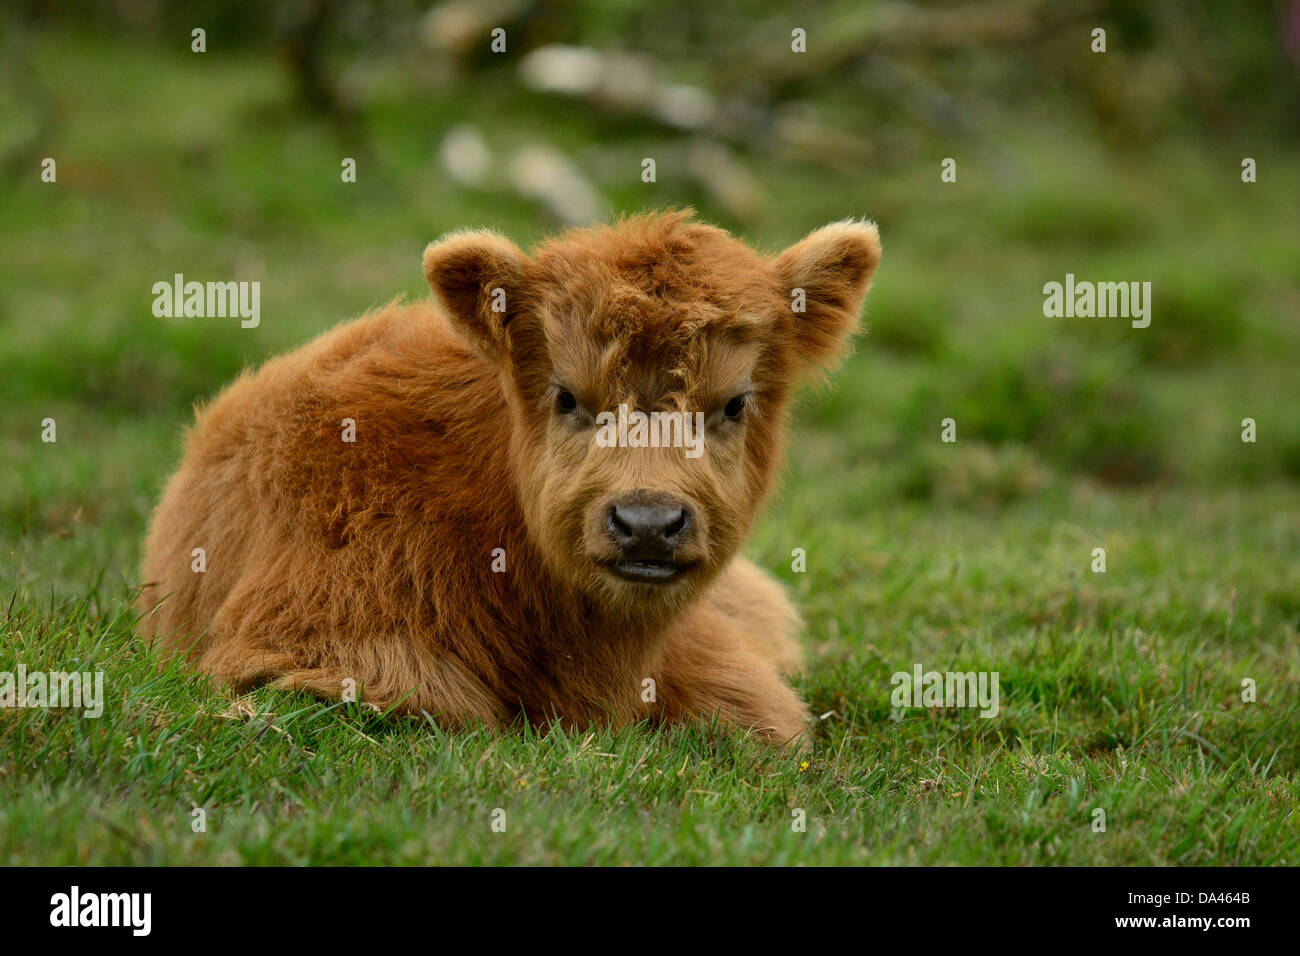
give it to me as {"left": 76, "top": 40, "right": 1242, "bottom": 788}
{"left": 608, "top": 558, "right": 696, "bottom": 584}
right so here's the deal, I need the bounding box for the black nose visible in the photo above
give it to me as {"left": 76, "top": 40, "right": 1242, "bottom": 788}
{"left": 606, "top": 498, "right": 692, "bottom": 556}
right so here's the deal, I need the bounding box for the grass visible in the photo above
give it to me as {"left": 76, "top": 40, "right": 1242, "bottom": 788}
{"left": 1, "top": 28, "right": 1298, "bottom": 865}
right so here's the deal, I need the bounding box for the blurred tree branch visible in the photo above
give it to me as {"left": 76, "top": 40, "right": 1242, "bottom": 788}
{"left": 1, "top": 21, "right": 58, "bottom": 177}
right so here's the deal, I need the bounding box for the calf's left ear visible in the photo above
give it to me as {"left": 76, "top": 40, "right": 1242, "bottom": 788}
{"left": 773, "top": 220, "right": 881, "bottom": 373}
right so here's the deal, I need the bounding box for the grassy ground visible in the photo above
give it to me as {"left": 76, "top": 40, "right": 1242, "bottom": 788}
{"left": 1, "top": 30, "right": 1297, "bottom": 864}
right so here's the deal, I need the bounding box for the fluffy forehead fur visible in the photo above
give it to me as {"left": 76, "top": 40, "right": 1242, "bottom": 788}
{"left": 531, "top": 211, "right": 784, "bottom": 406}
{"left": 424, "top": 209, "right": 882, "bottom": 412}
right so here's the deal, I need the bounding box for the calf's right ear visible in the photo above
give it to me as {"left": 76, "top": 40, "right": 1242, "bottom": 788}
{"left": 423, "top": 230, "right": 530, "bottom": 360}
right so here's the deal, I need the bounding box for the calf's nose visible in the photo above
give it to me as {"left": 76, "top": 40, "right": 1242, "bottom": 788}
{"left": 606, "top": 495, "right": 692, "bottom": 555}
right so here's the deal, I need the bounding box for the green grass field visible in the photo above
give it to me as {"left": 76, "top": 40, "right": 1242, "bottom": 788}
{"left": 2, "top": 29, "right": 1298, "bottom": 865}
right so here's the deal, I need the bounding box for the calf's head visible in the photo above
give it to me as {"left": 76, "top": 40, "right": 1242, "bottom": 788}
{"left": 424, "top": 211, "right": 880, "bottom": 613}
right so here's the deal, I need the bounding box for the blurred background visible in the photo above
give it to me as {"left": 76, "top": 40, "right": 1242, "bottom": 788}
{"left": 1, "top": 0, "right": 1298, "bottom": 592}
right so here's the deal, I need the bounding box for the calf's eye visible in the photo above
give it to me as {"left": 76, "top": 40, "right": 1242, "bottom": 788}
{"left": 723, "top": 394, "right": 747, "bottom": 422}
{"left": 555, "top": 390, "right": 578, "bottom": 414}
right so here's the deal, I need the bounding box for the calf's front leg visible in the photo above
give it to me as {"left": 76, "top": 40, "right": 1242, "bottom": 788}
{"left": 649, "top": 604, "right": 812, "bottom": 747}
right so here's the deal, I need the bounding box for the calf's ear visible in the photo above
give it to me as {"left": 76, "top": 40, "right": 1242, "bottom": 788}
{"left": 423, "top": 230, "right": 530, "bottom": 360}
{"left": 773, "top": 220, "right": 881, "bottom": 373}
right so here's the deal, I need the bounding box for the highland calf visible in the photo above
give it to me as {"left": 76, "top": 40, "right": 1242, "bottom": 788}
{"left": 139, "top": 211, "right": 881, "bottom": 746}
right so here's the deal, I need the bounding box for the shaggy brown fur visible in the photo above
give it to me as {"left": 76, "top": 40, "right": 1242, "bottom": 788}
{"left": 138, "top": 210, "right": 881, "bottom": 745}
